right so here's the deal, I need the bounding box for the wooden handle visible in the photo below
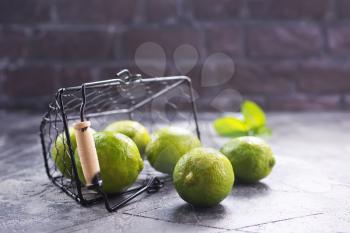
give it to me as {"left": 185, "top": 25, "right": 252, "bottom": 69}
{"left": 73, "top": 121, "right": 100, "bottom": 186}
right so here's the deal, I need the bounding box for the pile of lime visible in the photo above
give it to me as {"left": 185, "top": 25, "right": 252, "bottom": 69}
{"left": 51, "top": 127, "right": 96, "bottom": 178}
{"left": 52, "top": 121, "right": 146, "bottom": 194}
{"left": 52, "top": 118, "right": 275, "bottom": 205}
{"left": 171, "top": 136, "right": 275, "bottom": 206}
{"left": 75, "top": 131, "right": 143, "bottom": 193}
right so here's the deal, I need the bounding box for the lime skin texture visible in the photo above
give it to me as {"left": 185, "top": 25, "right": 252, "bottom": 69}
{"left": 74, "top": 131, "right": 144, "bottom": 194}
{"left": 105, "top": 120, "right": 151, "bottom": 156}
{"left": 173, "top": 147, "right": 235, "bottom": 207}
{"left": 146, "top": 127, "right": 201, "bottom": 175}
{"left": 52, "top": 127, "right": 96, "bottom": 178}
{"left": 220, "top": 136, "right": 275, "bottom": 183}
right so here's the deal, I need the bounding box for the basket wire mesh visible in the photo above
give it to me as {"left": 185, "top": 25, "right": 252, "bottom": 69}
{"left": 39, "top": 69, "right": 200, "bottom": 210}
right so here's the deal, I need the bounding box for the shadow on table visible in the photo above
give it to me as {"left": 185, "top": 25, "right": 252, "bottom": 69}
{"left": 232, "top": 181, "right": 271, "bottom": 198}
{"left": 163, "top": 182, "right": 270, "bottom": 224}
{"left": 170, "top": 203, "right": 227, "bottom": 224}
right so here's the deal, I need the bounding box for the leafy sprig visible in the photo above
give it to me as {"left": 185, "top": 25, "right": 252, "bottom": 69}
{"left": 214, "top": 100, "right": 271, "bottom": 138}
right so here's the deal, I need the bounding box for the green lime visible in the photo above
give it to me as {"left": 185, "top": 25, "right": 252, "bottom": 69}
{"left": 145, "top": 127, "right": 201, "bottom": 175}
{"left": 75, "top": 131, "right": 144, "bottom": 194}
{"left": 220, "top": 136, "right": 275, "bottom": 183}
{"left": 52, "top": 127, "right": 95, "bottom": 178}
{"left": 105, "top": 120, "right": 150, "bottom": 156}
{"left": 173, "top": 147, "right": 234, "bottom": 207}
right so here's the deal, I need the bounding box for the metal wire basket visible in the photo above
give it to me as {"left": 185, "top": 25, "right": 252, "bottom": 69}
{"left": 39, "top": 69, "right": 200, "bottom": 211}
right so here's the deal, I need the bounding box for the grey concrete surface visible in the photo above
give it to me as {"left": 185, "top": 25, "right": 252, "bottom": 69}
{"left": 0, "top": 111, "right": 349, "bottom": 233}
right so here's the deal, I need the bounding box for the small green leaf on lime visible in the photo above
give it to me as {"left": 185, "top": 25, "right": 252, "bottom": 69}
{"left": 214, "top": 116, "right": 248, "bottom": 137}
{"left": 254, "top": 126, "right": 272, "bottom": 137}
{"left": 242, "top": 100, "right": 266, "bottom": 129}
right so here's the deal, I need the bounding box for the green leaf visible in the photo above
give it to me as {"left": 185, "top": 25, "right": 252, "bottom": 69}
{"left": 254, "top": 126, "right": 272, "bottom": 137}
{"left": 213, "top": 116, "right": 248, "bottom": 137}
{"left": 241, "top": 100, "right": 266, "bottom": 130}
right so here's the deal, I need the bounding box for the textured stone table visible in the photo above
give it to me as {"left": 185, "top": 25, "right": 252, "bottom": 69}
{"left": 1, "top": 111, "right": 350, "bottom": 233}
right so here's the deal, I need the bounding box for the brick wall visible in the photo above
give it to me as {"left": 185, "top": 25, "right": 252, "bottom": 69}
{"left": 1, "top": 0, "right": 350, "bottom": 111}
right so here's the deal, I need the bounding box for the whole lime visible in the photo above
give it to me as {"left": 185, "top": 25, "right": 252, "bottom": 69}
{"left": 105, "top": 120, "right": 150, "bottom": 156}
{"left": 145, "top": 127, "right": 201, "bottom": 175}
{"left": 52, "top": 127, "right": 95, "bottom": 178}
{"left": 74, "top": 131, "right": 144, "bottom": 194}
{"left": 220, "top": 136, "right": 275, "bottom": 183}
{"left": 173, "top": 147, "right": 234, "bottom": 207}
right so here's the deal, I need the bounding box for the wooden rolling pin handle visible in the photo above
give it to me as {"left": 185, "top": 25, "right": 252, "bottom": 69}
{"left": 73, "top": 121, "right": 101, "bottom": 187}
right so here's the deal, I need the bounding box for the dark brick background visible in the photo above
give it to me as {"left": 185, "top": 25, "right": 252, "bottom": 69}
{"left": 1, "top": 0, "right": 350, "bottom": 111}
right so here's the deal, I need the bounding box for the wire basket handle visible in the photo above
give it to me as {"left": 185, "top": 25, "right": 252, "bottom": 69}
{"left": 116, "top": 69, "right": 142, "bottom": 84}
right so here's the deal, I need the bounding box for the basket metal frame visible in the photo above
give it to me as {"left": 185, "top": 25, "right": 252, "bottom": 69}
{"left": 39, "top": 70, "right": 201, "bottom": 209}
